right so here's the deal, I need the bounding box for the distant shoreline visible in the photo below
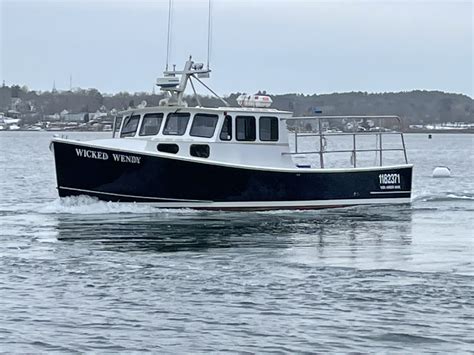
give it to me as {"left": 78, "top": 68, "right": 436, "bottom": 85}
{"left": 405, "top": 129, "right": 474, "bottom": 134}
{"left": 2, "top": 129, "right": 473, "bottom": 134}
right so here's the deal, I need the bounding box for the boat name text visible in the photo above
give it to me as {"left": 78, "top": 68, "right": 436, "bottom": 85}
{"left": 75, "top": 148, "right": 108, "bottom": 160}
{"left": 75, "top": 148, "right": 141, "bottom": 164}
{"left": 112, "top": 153, "right": 141, "bottom": 164}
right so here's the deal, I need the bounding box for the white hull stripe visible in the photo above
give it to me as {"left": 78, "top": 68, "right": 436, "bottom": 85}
{"left": 59, "top": 186, "right": 411, "bottom": 208}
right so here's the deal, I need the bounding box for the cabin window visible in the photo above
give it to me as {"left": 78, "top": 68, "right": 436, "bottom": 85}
{"left": 219, "top": 115, "right": 232, "bottom": 141}
{"left": 259, "top": 116, "right": 279, "bottom": 141}
{"left": 121, "top": 114, "right": 140, "bottom": 137}
{"left": 157, "top": 143, "right": 179, "bottom": 154}
{"left": 139, "top": 113, "right": 163, "bottom": 136}
{"left": 163, "top": 112, "right": 190, "bottom": 135}
{"left": 113, "top": 116, "right": 123, "bottom": 136}
{"left": 236, "top": 116, "right": 256, "bottom": 141}
{"left": 190, "top": 144, "right": 210, "bottom": 158}
{"left": 190, "top": 114, "right": 219, "bottom": 138}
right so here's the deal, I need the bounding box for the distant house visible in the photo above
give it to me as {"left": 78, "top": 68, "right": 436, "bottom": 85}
{"left": 7, "top": 109, "right": 20, "bottom": 119}
{"left": 60, "top": 109, "right": 69, "bottom": 119}
{"left": 44, "top": 113, "right": 61, "bottom": 121}
{"left": 63, "top": 112, "right": 89, "bottom": 123}
{"left": 91, "top": 110, "right": 107, "bottom": 121}
{"left": 0, "top": 112, "right": 21, "bottom": 130}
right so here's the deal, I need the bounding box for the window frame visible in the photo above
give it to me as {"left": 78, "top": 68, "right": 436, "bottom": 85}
{"left": 259, "top": 116, "right": 279, "bottom": 142}
{"left": 219, "top": 115, "right": 233, "bottom": 141}
{"left": 189, "top": 113, "right": 219, "bottom": 138}
{"left": 120, "top": 114, "right": 141, "bottom": 138}
{"left": 139, "top": 112, "right": 164, "bottom": 136}
{"left": 113, "top": 116, "right": 123, "bottom": 137}
{"left": 235, "top": 115, "right": 256, "bottom": 142}
{"left": 163, "top": 112, "right": 191, "bottom": 136}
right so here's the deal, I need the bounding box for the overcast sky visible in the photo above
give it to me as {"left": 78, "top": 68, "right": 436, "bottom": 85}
{"left": 0, "top": 0, "right": 472, "bottom": 96}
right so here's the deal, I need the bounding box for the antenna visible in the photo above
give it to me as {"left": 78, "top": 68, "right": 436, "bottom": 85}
{"left": 166, "top": 0, "right": 173, "bottom": 71}
{"left": 206, "top": 0, "right": 212, "bottom": 69}
{"left": 155, "top": 0, "right": 226, "bottom": 107}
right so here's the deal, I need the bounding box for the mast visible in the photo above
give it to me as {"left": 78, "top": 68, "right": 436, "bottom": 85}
{"left": 206, "top": 0, "right": 212, "bottom": 70}
{"left": 156, "top": 0, "right": 228, "bottom": 107}
{"left": 166, "top": 0, "right": 172, "bottom": 71}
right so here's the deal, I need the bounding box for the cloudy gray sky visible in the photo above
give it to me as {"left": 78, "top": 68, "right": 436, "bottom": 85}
{"left": 0, "top": 0, "right": 472, "bottom": 96}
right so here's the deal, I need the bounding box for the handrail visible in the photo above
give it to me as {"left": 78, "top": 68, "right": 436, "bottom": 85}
{"left": 283, "top": 148, "right": 405, "bottom": 155}
{"left": 288, "top": 131, "right": 403, "bottom": 137}
{"left": 282, "top": 115, "right": 408, "bottom": 167}
{"left": 281, "top": 115, "right": 402, "bottom": 125}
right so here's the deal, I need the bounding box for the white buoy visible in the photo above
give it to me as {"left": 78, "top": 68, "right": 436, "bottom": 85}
{"left": 432, "top": 166, "right": 451, "bottom": 178}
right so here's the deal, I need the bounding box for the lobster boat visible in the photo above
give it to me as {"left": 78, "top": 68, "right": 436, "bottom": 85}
{"left": 50, "top": 58, "right": 413, "bottom": 210}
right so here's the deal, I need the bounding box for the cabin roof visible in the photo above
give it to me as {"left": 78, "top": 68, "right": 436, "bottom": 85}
{"left": 118, "top": 105, "right": 293, "bottom": 116}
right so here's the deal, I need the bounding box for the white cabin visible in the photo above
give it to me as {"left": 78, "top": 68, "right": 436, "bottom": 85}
{"left": 109, "top": 106, "right": 296, "bottom": 169}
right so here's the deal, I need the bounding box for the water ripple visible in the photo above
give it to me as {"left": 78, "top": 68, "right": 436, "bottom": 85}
{"left": 0, "top": 132, "right": 473, "bottom": 352}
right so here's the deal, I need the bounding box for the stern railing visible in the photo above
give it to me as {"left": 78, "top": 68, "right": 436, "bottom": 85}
{"left": 281, "top": 115, "right": 408, "bottom": 168}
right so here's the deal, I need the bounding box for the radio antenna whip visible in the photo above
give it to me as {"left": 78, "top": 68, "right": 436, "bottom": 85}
{"left": 166, "top": 0, "right": 173, "bottom": 71}
{"left": 206, "top": 0, "right": 212, "bottom": 69}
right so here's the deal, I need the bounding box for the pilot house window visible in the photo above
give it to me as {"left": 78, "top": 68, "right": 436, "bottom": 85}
{"left": 219, "top": 115, "right": 232, "bottom": 141}
{"left": 236, "top": 116, "right": 256, "bottom": 141}
{"left": 259, "top": 116, "right": 279, "bottom": 141}
{"left": 121, "top": 114, "right": 140, "bottom": 137}
{"left": 190, "top": 114, "right": 219, "bottom": 138}
{"left": 163, "top": 112, "right": 190, "bottom": 135}
{"left": 139, "top": 113, "right": 163, "bottom": 136}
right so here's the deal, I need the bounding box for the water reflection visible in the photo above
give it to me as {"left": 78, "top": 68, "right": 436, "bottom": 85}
{"left": 54, "top": 205, "right": 413, "bottom": 252}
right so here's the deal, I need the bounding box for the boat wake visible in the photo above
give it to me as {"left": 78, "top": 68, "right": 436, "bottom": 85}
{"left": 35, "top": 195, "right": 417, "bottom": 216}
{"left": 37, "top": 196, "right": 412, "bottom": 221}
{"left": 5, "top": 192, "right": 470, "bottom": 217}
{"left": 38, "top": 196, "right": 199, "bottom": 215}
{"left": 413, "top": 192, "right": 474, "bottom": 203}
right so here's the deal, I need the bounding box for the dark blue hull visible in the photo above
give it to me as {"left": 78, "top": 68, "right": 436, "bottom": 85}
{"left": 52, "top": 140, "right": 413, "bottom": 210}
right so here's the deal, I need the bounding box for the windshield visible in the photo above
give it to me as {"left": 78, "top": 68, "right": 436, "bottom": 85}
{"left": 121, "top": 114, "right": 140, "bottom": 137}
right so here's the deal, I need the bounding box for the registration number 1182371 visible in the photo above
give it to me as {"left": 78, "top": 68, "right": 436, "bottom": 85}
{"left": 379, "top": 173, "right": 401, "bottom": 185}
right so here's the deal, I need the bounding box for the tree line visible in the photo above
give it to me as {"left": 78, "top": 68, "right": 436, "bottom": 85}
{"left": 0, "top": 84, "right": 472, "bottom": 126}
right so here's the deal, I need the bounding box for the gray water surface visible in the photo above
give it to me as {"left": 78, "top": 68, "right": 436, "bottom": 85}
{"left": 0, "top": 132, "right": 473, "bottom": 353}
